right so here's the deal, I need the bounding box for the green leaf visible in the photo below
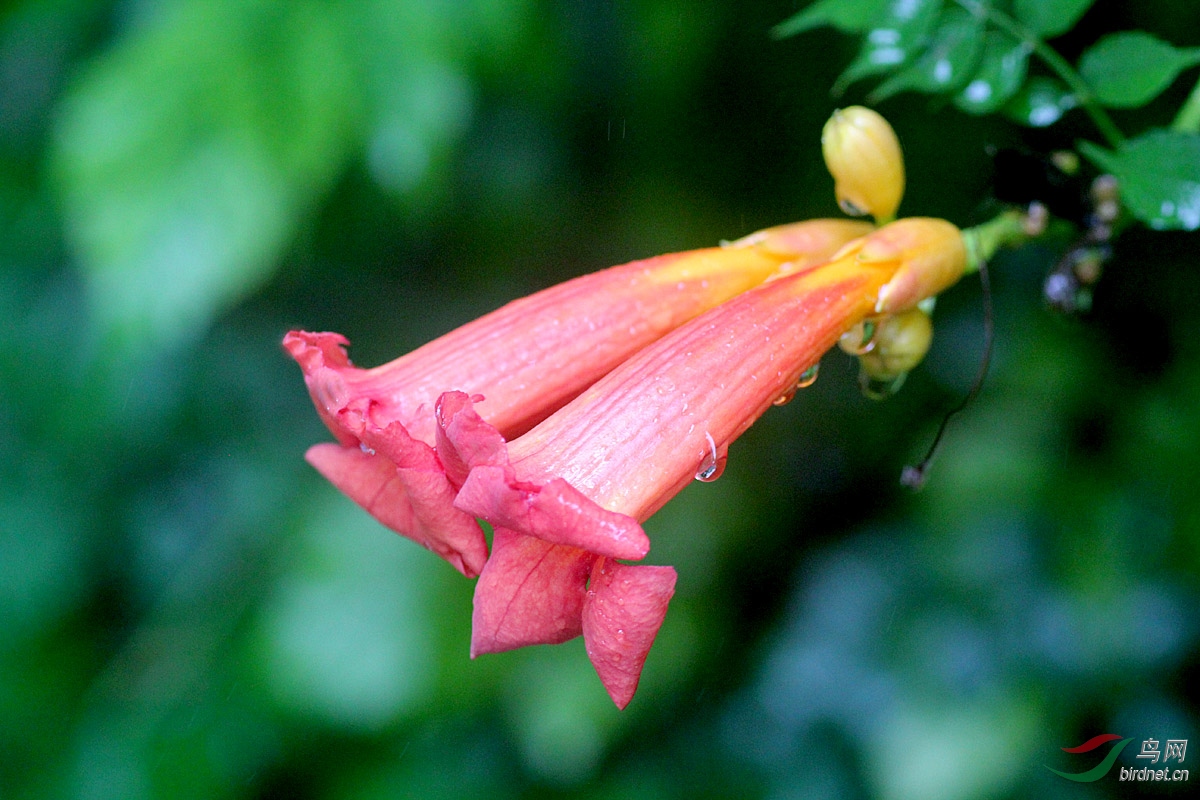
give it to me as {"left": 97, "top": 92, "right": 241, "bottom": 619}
{"left": 52, "top": 0, "right": 361, "bottom": 353}
{"left": 870, "top": 6, "right": 985, "bottom": 102}
{"left": 1079, "top": 131, "right": 1200, "bottom": 230}
{"left": 1014, "top": 0, "right": 1095, "bottom": 38}
{"left": 1004, "top": 76, "right": 1077, "bottom": 127}
{"left": 835, "top": 0, "right": 944, "bottom": 92}
{"left": 1079, "top": 32, "right": 1200, "bottom": 109}
{"left": 772, "top": 0, "right": 890, "bottom": 38}
{"left": 955, "top": 30, "right": 1032, "bottom": 114}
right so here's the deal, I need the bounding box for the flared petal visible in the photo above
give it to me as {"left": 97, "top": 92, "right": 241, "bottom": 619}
{"left": 470, "top": 528, "right": 593, "bottom": 656}
{"left": 439, "top": 390, "right": 650, "bottom": 560}
{"left": 460, "top": 464, "right": 650, "bottom": 561}
{"left": 305, "top": 441, "right": 488, "bottom": 577}
{"left": 284, "top": 331, "right": 359, "bottom": 447}
{"left": 582, "top": 558, "right": 677, "bottom": 710}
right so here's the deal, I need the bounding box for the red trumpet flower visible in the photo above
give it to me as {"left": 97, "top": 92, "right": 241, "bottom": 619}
{"left": 284, "top": 220, "right": 871, "bottom": 576}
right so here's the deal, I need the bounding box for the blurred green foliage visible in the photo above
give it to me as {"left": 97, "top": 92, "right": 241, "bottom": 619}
{"left": 1, "top": 0, "right": 1198, "bottom": 798}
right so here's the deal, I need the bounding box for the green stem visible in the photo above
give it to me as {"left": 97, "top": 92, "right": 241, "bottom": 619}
{"left": 962, "top": 210, "right": 1029, "bottom": 274}
{"left": 957, "top": 0, "right": 1125, "bottom": 149}
{"left": 1172, "top": 73, "right": 1200, "bottom": 133}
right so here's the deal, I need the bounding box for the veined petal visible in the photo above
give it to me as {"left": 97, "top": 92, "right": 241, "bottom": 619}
{"left": 287, "top": 220, "right": 868, "bottom": 574}
{"left": 305, "top": 444, "right": 488, "bottom": 576}
{"left": 583, "top": 558, "right": 677, "bottom": 710}
{"left": 457, "top": 464, "right": 650, "bottom": 561}
{"left": 446, "top": 252, "right": 894, "bottom": 537}
{"left": 287, "top": 225, "right": 858, "bottom": 448}
{"left": 470, "top": 528, "right": 593, "bottom": 656}
{"left": 439, "top": 390, "right": 649, "bottom": 560}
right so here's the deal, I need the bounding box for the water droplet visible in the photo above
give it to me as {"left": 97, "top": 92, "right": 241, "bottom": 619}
{"left": 617, "top": 598, "right": 625, "bottom": 606}
{"left": 839, "top": 198, "right": 868, "bottom": 217}
{"left": 838, "top": 320, "right": 877, "bottom": 355}
{"left": 695, "top": 431, "right": 727, "bottom": 482}
{"left": 796, "top": 363, "right": 820, "bottom": 388}
{"left": 616, "top": 629, "right": 624, "bottom": 636}
{"left": 772, "top": 387, "right": 797, "bottom": 406}
{"left": 359, "top": 442, "right": 377, "bottom": 456}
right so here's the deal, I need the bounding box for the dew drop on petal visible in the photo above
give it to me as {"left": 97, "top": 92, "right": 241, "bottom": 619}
{"left": 359, "top": 442, "right": 377, "bottom": 456}
{"left": 839, "top": 198, "right": 868, "bottom": 217}
{"left": 839, "top": 319, "right": 877, "bottom": 355}
{"left": 695, "top": 431, "right": 727, "bottom": 482}
{"left": 772, "top": 387, "right": 797, "bottom": 407}
{"left": 796, "top": 363, "right": 820, "bottom": 388}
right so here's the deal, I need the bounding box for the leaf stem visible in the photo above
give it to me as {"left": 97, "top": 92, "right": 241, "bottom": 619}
{"left": 1172, "top": 73, "right": 1200, "bottom": 133}
{"left": 956, "top": 0, "right": 1125, "bottom": 148}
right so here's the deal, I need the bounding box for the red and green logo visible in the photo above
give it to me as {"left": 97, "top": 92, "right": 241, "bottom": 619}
{"left": 1045, "top": 734, "right": 1133, "bottom": 782}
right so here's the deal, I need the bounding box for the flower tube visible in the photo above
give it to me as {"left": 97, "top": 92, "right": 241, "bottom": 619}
{"left": 285, "top": 219, "right": 872, "bottom": 576}
{"left": 438, "top": 217, "right": 968, "bottom": 706}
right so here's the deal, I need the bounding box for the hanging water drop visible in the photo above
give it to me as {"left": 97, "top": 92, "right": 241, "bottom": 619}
{"left": 839, "top": 198, "right": 868, "bottom": 217}
{"left": 838, "top": 319, "right": 877, "bottom": 355}
{"left": 772, "top": 387, "right": 797, "bottom": 406}
{"left": 796, "top": 363, "right": 820, "bottom": 388}
{"left": 695, "top": 431, "right": 727, "bottom": 482}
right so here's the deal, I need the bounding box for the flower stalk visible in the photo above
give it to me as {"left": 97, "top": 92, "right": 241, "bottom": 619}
{"left": 962, "top": 209, "right": 1031, "bottom": 274}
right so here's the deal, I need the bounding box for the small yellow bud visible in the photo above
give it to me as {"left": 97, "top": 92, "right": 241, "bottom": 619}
{"left": 822, "top": 106, "right": 905, "bottom": 223}
{"left": 857, "top": 308, "right": 933, "bottom": 397}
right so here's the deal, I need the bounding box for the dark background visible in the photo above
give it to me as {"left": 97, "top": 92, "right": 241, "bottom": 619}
{"left": 2, "top": 0, "right": 1197, "bottom": 797}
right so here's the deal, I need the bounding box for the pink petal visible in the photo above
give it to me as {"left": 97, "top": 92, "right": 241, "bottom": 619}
{"left": 283, "top": 331, "right": 358, "bottom": 446}
{"left": 434, "top": 390, "right": 508, "bottom": 489}
{"left": 305, "top": 442, "right": 488, "bottom": 578}
{"left": 471, "top": 528, "right": 594, "bottom": 656}
{"left": 455, "top": 465, "right": 649, "bottom": 560}
{"left": 438, "top": 391, "right": 650, "bottom": 560}
{"left": 582, "top": 558, "right": 677, "bottom": 709}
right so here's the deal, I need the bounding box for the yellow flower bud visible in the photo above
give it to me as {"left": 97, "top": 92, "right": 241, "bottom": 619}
{"left": 857, "top": 308, "right": 934, "bottom": 397}
{"left": 822, "top": 106, "right": 905, "bottom": 223}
